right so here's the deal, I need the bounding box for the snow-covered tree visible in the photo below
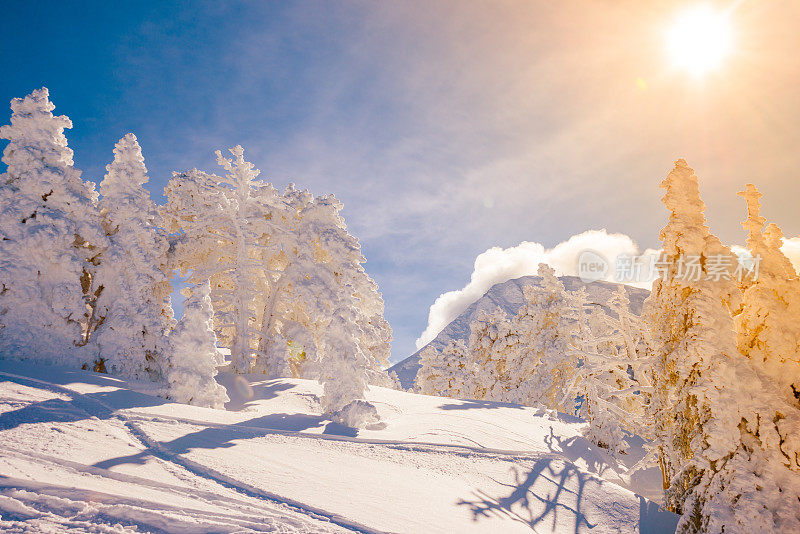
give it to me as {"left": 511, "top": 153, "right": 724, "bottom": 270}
{"left": 569, "top": 286, "right": 653, "bottom": 454}
{"left": 467, "top": 308, "right": 513, "bottom": 402}
{"left": 163, "top": 153, "right": 392, "bottom": 392}
{"left": 253, "top": 190, "right": 392, "bottom": 384}
{"left": 735, "top": 184, "right": 800, "bottom": 407}
{"left": 503, "top": 264, "right": 583, "bottom": 411}
{"left": 416, "top": 339, "right": 472, "bottom": 398}
{"left": 644, "top": 160, "right": 800, "bottom": 533}
{"left": 249, "top": 185, "right": 322, "bottom": 377}
{"left": 88, "top": 134, "right": 174, "bottom": 380}
{"left": 165, "top": 281, "right": 229, "bottom": 409}
{"left": 162, "top": 147, "right": 284, "bottom": 374}
{"left": 316, "top": 288, "right": 380, "bottom": 428}
{"left": 0, "top": 88, "right": 107, "bottom": 366}
{"left": 415, "top": 264, "right": 593, "bottom": 412}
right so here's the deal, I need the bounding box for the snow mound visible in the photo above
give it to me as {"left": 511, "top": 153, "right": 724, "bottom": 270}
{"left": 330, "top": 399, "right": 382, "bottom": 429}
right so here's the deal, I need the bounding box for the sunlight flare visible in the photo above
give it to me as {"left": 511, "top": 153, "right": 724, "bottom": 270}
{"left": 667, "top": 5, "right": 733, "bottom": 76}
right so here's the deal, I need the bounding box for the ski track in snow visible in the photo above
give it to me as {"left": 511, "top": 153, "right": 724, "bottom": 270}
{"left": 0, "top": 371, "right": 371, "bottom": 534}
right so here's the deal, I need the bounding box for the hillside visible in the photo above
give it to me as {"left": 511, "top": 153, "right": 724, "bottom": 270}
{"left": 0, "top": 360, "right": 675, "bottom": 533}
{"left": 390, "top": 276, "right": 650, "bottom": 390}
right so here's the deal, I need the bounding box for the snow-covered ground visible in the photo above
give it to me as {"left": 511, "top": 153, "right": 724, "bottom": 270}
{"left": 0, "top": 360, "right": 676, "bottom": 533}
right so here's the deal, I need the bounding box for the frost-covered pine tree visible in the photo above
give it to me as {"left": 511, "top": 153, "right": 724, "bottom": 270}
{"left": 89, "top": 134, "right": 174, "bottom": 380}
{"left": 467, "top": 308, "right": 513, "bottom": 402}
{"left": 569, "top": 286, "right": 652, "bottom": 454}
{"left": 0, "top": 88, "right": 107, "bottom": 365}
{"left": 645, "top": 160, "right": 800, "bottom": 533}
{"left": 165, "top": 281, "right": 229, "bottom": 409}
{"left": 735, "top": 184, "right": 800, "bottom": 407}
{"left": 416, "top": 339, "right": 472, "bottom": 398}
{"left": 316, "top": 287, "right": 380, "bottom": 428}
{"left": 162, "top": 147, "right": 284, "bottom": 374}
{"left": 250, "top": 185, "right": 321, "bottom": 377}
{"left": 254, "top": 190, "right": 392, "bottom": 385}
{"left": 503, "top": 264, "right": 583, "bottom": 411}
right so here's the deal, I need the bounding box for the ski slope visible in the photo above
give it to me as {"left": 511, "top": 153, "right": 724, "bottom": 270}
{"left": 0, "top": 360, "right": 677, "bottom": 533}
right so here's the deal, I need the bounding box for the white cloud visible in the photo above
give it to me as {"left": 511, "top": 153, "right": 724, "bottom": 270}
{"left": 415, "top": 230, "right": 649, "bottom": 349}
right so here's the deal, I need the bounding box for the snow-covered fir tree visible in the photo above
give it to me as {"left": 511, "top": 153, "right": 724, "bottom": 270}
{"left": 0, "top": 88, "right": 107, "bottom": 366}
{"left": 503, "top": 264, "right": 583, "bottom": 411}
{"left": 285, "top": 196, "right": 389, "bottom": 424}
{"left": 89, "top": 133, "right": 174, "bottom": 380}
{"left": 317, "top": 284, "right": 380, "bottom": 428}
{"left": 250, "top": 185, "right": 324, "bottom": 377}
{"left": 164, "top": 158, "right": 392, "bottom": 388}
{"left": 416, "top": 339, "right": 472, "bottom": 398}
{"left": 644, "top": 159, "right": 800, "bottom": 533}
{"left": 569, "top": 286, "right": 653, "bottom": 454}
{"left": 467, "top": 308, "right": 513, "bottom": 402}
{"left": 735, "top": 184, "right": 800, "bottom": 407}
{"left": 252, "top": 189, "right": 392, "bottom": 385}
{"left": 165, "top": 280, "right": 229, "bottom": 409}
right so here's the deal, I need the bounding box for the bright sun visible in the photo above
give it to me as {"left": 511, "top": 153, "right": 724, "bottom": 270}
{"left": 667, "top": 6, "right": 733, "bottom": 76}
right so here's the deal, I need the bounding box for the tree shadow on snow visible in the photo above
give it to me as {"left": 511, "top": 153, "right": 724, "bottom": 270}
{"left": 458, "top": 425, "right": 678, "bottom": 533}
{"left": 0, "top": 371, "right": 167, "bottom": 432}
{"left": 215, "top": 373, "right": 296, "bottom": 411}
{"left": 92, "top": 412, "right": 361, "bottom": 470}
{"left": 322, "top": 422, "right": 359, "bottom": 437}
{"left": 458, "top": 459, "right": 598, "bottom": 534}
{"left": 543, "top": 426, "right": 615, "bottom": 478}
{"left": 438, "top": 398, "right": 583, "bottom": 424}
{"left": 439, "top": 399, "right": 525, "bottom": 411}
{"left": 638, "top": 496, "right": 679, "bottom": 534}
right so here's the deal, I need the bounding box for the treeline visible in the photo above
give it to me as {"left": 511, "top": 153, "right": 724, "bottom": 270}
{"left": 0, "top": 88, "right": 392, "bottom": 427}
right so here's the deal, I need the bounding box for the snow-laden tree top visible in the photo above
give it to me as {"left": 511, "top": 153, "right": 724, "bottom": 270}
{"left": 0, "top": 87, "right": 74, "bottom": 169}
{"left": 738, "top": 183, "right": 795, "bottom": 280}
{"left": 0, "top": 87, "right": 104, "bottom": 245}
{"left": 99, "top": 133, "right": 160, "bottom": 234}
{"left": 659, "top": 158, "right": 710, "bottom": 258}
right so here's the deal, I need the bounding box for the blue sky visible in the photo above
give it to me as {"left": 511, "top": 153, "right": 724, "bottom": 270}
{"left": 3, "top": 1, "right": 800, "bottom": 362}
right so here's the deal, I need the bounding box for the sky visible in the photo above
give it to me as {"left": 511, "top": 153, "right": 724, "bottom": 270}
{"left": 2, "top": 1, "right": 800, "bottom": 362}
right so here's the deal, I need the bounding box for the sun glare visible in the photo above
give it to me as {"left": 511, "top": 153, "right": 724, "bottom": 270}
{"left": 667, "top": 6, "right": 732, "bottom": 76}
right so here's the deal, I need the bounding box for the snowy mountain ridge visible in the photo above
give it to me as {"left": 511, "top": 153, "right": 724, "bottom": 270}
{"left": 391, "top": 275, "right": 650, "bottom": 389}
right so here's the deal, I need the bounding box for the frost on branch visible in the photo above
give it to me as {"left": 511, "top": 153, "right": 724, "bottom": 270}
{"left": 0, "top": 88, "right": 107, "bottom": 366}
{"left": 569, "top": 286, "right": 653, "bottom": 454}
{"left": 165, "top": 280, "right": 229, "bottom": 409}
{"left": 502, "top": 264, "right": 583, "bottom": 411}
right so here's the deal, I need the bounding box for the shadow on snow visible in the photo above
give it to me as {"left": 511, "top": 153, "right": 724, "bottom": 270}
{"left": 458, "top": 426, "right": 678, "bottom": 534}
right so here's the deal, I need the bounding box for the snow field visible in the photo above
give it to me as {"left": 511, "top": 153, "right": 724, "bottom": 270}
{"left": 0, "top": 361, "right": 676, "bottom": 533}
